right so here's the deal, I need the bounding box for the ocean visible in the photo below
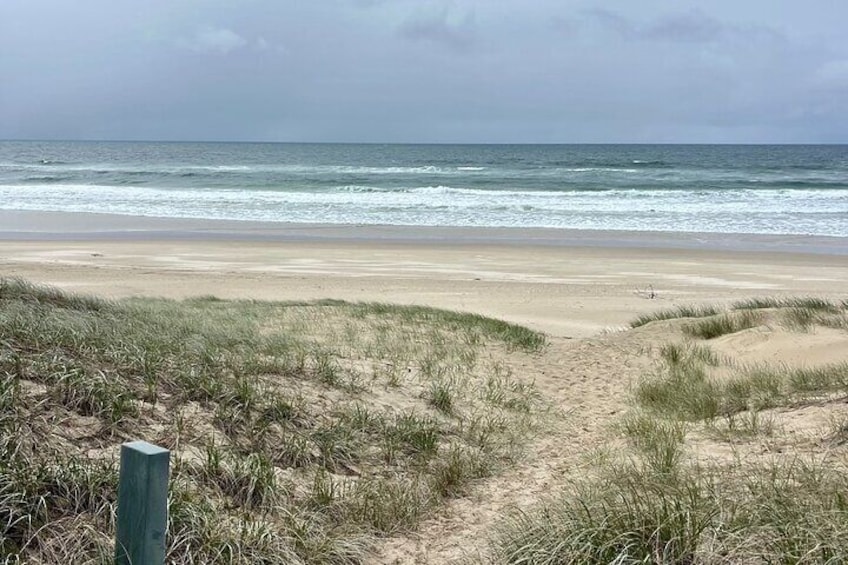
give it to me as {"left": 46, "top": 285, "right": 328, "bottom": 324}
{"left": 1, "top": 141, "right": 846, "bottom": 237}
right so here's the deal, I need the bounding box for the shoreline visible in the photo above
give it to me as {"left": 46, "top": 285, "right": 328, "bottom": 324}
{"left": 1, "top": 210, "right": 847, "bottom": 255}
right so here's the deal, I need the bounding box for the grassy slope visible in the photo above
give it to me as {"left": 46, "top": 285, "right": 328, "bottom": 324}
{"left": 0, "top": 278, "right": 545, "bottom": 564}
{"left": 482, "top": 298, "right": 848, "bottom": 564}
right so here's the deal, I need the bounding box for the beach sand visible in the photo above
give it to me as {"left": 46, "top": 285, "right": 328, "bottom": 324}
{"left": 3, "top": 210, "right": 848, "bottom": 338}
{"left": 3, "top": 210, "right": 848, "bottom": 562}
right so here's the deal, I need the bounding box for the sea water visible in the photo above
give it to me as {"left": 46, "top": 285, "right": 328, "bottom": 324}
{"left": 1, "top": 141, "right": 846, "bottom": 237}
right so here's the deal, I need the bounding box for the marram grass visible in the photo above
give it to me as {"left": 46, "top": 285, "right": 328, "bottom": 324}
{"left": 0, "top": 277, "right": 545, "bottom": 563}
{"left": 630, "top": 304, "right": 722, "bottom": 328}
{"left": 480, "top": 298, "right": 848, "bottom": 564}
{"left": 482, "top": 456, "right": 848, "bottom": 564}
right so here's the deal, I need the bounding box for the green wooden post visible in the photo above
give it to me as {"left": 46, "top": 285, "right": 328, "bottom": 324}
{"left": 115, "top": 441, "right": 170, "bottom": 565}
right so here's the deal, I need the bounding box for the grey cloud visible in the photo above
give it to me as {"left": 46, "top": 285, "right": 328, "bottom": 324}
{"left": 643, "top": 12, "right": 724, "bottom": 43}
{"left": 549, "top": 15, "right": 579, "bottom": 36}
{"left": 582, "top": 8, "right": 633, "bottom": 38}
{"left": 582, "top": 8, "right": 781, "bottom": 45}
{"left": 0, "top": 0, "right": 846, "bottom": 143}
{"left": 181, "top": 26, "right": 248, "bottom": 54}
{"left": 398, "top": 7, "right": 475, "bottom": 51}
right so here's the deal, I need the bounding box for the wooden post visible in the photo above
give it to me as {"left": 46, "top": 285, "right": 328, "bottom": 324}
{"left": 115, "top": 441, "right": 170, "bottom": 565}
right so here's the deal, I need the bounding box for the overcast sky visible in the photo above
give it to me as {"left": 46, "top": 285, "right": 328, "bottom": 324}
{"left": 1, "top": 1, "right": 846, "bottom": 143}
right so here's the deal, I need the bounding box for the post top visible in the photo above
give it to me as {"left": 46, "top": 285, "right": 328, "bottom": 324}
{"left": 122, "top": 440, "right": 170, "bottom": 456}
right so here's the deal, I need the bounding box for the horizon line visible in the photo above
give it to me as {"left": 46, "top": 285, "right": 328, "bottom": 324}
{"left": 2, "top": 138, "right": 847, "bottom": 146}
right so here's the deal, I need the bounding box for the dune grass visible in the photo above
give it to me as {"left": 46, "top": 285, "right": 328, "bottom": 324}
{"left": 484, "top": 454, "right": 848, "bottom": 564}
{"left": 732, "top": 296, "right": 844, "bottom": 313}
{"left": 637, "top": 339, "right": 848, "bottom": 422}
{"left": 682, "top": 310, "right": 764, "bottom": 339}
{"left": 482, "top": 298, "right": 848, "bottom": 564}
{"left": 631, "top": 295, "right": 848, "bottom": 332}
{"left": 0, "top": 277, "right": 545, "bottom": 563}
{"left": 729, "top": 296, "right": 848, "bottom": 333}
{"left": 617, "top": 410, "right": 688, "bottom": 475}
{"left": 629, "top": 304, "right": 723, "bottom": 328}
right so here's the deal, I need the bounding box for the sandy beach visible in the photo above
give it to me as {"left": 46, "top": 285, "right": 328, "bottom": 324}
{"left": 4, "top": 209, "right": 848, "bottom": 562}
{"left": 2, "top": 210, "right": 848, "bottom": 338}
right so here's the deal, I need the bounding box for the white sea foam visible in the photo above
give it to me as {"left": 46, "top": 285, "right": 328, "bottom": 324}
{"left": 4, "top": 141, "right": 847, "bottom": 237}
{"left": 322, "top": 165, "right": 452, "bottom": 175}
{"left": 0, "top": 163, "right": 464, "bottom": 176}
{"left": 2, "top": 182, "right": 846, "bottom": 237}
{"left": 556, "top": 167, "right": 642, "bottom": 173}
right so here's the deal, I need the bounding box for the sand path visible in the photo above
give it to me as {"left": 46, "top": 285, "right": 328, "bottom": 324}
{"left": 372, "top": 328, "right": 663, "bottom": 563}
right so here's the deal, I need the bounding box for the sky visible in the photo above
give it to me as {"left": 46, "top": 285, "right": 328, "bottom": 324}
{"left": 1, "top": 0, "right": 847, "bottom": 143}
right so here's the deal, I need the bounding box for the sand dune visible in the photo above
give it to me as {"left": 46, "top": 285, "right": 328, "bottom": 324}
{"left": 711, "top": 324, "right": 848, "bottom": 367}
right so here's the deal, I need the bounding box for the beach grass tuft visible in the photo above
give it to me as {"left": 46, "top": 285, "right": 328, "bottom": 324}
{"left": 638, "top": 342, "right": 848, "bottom": 421}
{"left": 618, "top": 411, "right": 688, "bottom": 475}
{"left": 682, "top": 310, "right": 763, "bottom": 339}
{"left": 0, "top": 276, "right": 110, "bottom": 312}
{"left": 630, "top": 304, "right": 722, "bottom": 328}
{"left": 732, "top": 296, "right": 843, "bottom": 312}
{"left": 633, "top": 296, "right": 847, "bottom": 331}
{"left": 482, "top": 456, "right": 848, "bottom": 564}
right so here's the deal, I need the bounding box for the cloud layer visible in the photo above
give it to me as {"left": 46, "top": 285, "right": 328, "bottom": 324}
{"left": 1, "top": 0, "right": 845, "bottom": 142}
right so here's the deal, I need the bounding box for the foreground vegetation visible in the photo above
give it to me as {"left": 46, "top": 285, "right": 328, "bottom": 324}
{"left": 0, "top": 278, "right": 545, "bottom": 563}
{"left": 483, "top": 298, "right": 848, "bottom": 563}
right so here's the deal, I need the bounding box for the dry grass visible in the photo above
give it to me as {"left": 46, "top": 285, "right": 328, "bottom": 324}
{"left": 0, "top": 277, "right": 546, "bottom": 563}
